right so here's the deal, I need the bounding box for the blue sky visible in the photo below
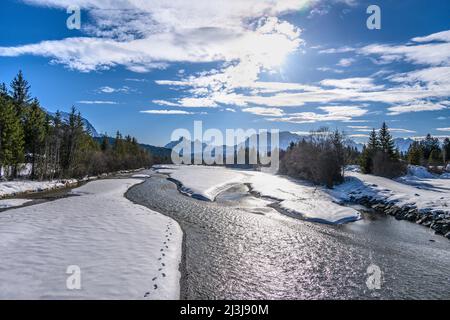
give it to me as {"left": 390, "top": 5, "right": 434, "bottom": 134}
{"left": 0, "top": 0, "right": 449, "bottom": 146}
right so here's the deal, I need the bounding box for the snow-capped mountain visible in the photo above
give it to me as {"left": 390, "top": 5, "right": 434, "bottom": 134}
{"left": 393, "top": 138, "right": 415, "bottom": 153}
{"left": 165, "top": 131, "right": 365, "bottom": 153}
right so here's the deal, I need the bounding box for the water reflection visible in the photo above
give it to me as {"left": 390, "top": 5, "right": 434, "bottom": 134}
{"left": 127, "top": 174, "right": 450, "bottom": 300}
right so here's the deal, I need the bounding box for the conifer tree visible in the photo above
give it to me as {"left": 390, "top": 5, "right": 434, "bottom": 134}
{"left": 443, "top": 138, "right": 450, "bottom": 164}
{"left": 407, "top": 141, "right": 422, "bottom": 165}
{"left": 378, "top": 122, "right": 396, "bottom": 158}
{"left": 0, "top": 83, "right": 8, "bottom": 98}
{"left": 23, "top": 98, "right": 47, "bottom": 178}
{"left": 10, "top": 70, "right": 31, "bottom": 118}
{"left": 0, "top": 96, "right": 24, "bottom": 178}
{"left": 100, "top": 134, "right": 110, "bottom": 152}
{"left": 367, "top": 129, "right": 379, "bottom": 152}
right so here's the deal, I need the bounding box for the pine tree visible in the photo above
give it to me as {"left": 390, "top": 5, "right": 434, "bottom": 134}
{"left": 443, "top": 138, "right": 450, "bottom": 164}
{"left": 10, "top": 70, "right": 31, "bottom": 118}
{"left": 100, "top": 134, "right": 110, "bottom": 152}
{"left": 359, "top": 145, "right": 373, "bottom": 174}
{"left": 0, "top": 83, "right": 8, "bottom": 98}
{"left": 378, "top": 122, "right": 396, "bottom": 158}
{"left": 420, "top": 134, "right": 440, "bottom": 161}
{"left": 61, "top": 106, "right": 85, "bottom": 176}
{"left": 367, "top": 129, "right": 379, "bottom": 152}
{"left": 428, "top": 149, "right": 441, "bottom": 166}
{"left": 0, "top": 96, "right": 24, "bottom": 178}
{"left": 359, "top": 129, "right": 378, "bottom": 174}
{"left": 407, "top": 141, "right": 422, "bottom": 165}
{"left": 23, "top": 98, "right": 47, "bottom": 178}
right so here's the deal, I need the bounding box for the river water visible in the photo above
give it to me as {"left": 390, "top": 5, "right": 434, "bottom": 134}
{"left": 127, "top": 172, "right": 450, "bottom": 300}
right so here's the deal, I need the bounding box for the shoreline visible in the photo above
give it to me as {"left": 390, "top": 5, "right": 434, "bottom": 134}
{"left": 125, "top": 175, "right": 188, "bottom": 300}
{"left": 349, "top": 195, "right": 450, "bottom": 239}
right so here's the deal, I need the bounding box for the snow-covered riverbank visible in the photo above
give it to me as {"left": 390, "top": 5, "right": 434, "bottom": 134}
{"left": 333, "top": 171, "right": 450, "bottom": 214}
{"left": 0, "top": 178, "right": 182, "bottom": 299}
{"left": 331, "top": 167, "right": 450, "bottom": 238}
{"left": 155, "top": 165, "right": 361, "bottom": 224}
{"left": 0, "top": 179, "right": 78, "bottom": 199}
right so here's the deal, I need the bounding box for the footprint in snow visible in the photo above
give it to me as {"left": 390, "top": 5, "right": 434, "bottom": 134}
{"left": 161, "top": 273, "right": 166, "bottom": 278}
{"left": 154, "top": 284, "right": 158, "bottom": 290}
{"left": 152, "top": 277, "right": 157, "bottom": 281}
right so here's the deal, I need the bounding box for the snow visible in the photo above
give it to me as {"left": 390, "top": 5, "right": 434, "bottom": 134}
{"left": 0, "top": 198, "right": 31, "bottom": 209}
{"left": 156, "top": 165, "right": 246, "bottom": 201}
{"left": 246, "top": 172, "right": 360, "bottom": 224}
{"left": 333, "top": 171, "right": 450, "bottom": 215}
{"left": 132, "top": 174, "right": 150, "bottom": 178}
{"left": 155, "top": 165, "right": 360, "bottom": 224}
{"left": 0, "top": 179, "right": 182, "bottom": 299}
{"left": 405, "top": 165, "right": 436, "bottom": 179}
{"left": 0, "top": 179, "right": 78, "bottom": 198}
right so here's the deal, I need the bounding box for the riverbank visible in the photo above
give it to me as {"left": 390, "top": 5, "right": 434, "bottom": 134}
{"left": 0, "top": 168, "right": 147, "bottom": 208}
{"left": 0, "top": 178, "right": 183, "bottom": 299}
{"left": 332, "top": 171, "right": 450, "bottom": 239}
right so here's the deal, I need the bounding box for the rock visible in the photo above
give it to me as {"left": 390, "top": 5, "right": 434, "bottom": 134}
{"left": 416, "top": 215, "right": 430, "bottom": 224}
{"left": 372, "top": 203, "right": 385, "bottom": 211}
{"left": 445, "top": 232, "right": 450, "bottom": 239}
{"left": 422, "top": 221, "right": 432, "bottom": 227}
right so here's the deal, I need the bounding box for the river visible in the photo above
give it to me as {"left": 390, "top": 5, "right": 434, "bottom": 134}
{"left": 127, "top": 172, "right": 450, "bottom": 300}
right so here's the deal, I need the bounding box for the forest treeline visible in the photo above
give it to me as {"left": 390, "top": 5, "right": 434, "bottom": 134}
{"left": 279, "top": 123, "right": 449, "bottom": 187}
{"left": 0, "top": 71, "right": 153, "bottom": 180}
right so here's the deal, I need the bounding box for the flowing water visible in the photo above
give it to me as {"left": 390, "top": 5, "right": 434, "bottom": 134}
{"left": 127, "top": 172, "right": 450, "bottom": 300}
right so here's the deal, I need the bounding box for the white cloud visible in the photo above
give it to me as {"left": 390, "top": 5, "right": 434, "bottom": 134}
{"left": 318, "top": 46, "right": 355, "bottom": 54}
{"left": 387, "top": 101, "right": 448, "bottom": 115}
{"left": 267, "top": 105, "right": 368, "bottom": 123}
{"left": 125, "top": 78, "right": 148, "bottom": 82}
{"left": 388, "top": 128, "right": 417, "bottom": 133}
{"left": 140, "top": 110, "right": 195, "bottom": 115}
{"left": 359, "top": 30, "right": 450, "bottom": 66}
{"left": 412, "top": 30, "right": 450, "bottom": 43}
{"left": 347, "top": 125, "right": 370, "bottom": 129}
{"left": 336, "top": 58, "right": 355, "bottom": 67}
{"left": 319, "top": 77, "right": 383, "bottom": 90}
{"left": 242, "top": 107, "right": 285, "bottom": 116}
{"left": 77, "top": 100, "right": 118, "bottom": 104}
{"left": 348, "top": 134, "right": 369, "bottom": 138}
{"left": 436, "top": 127, "right": 450, "bottom": 132}
{"left": 316, "top": 67, "right": 344, "bottom": 73}
{"left": 97, "top": 86, "right": 132, "bottom": 94}
{"left": 1, "top": 1, "right": 310, "bottom": 74}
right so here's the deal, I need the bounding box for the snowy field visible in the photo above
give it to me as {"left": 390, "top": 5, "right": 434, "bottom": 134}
{"left": 154, "top": 165, "right": 360, "bottom": 224}
{"left": 0, "top": 179, "right": 78, "bottom": 198}
{"left": 333, "top": 168, "right": 450, "bottom": 215}
{"left": 0, "top": 179, "right": 182, "bottom": 299}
